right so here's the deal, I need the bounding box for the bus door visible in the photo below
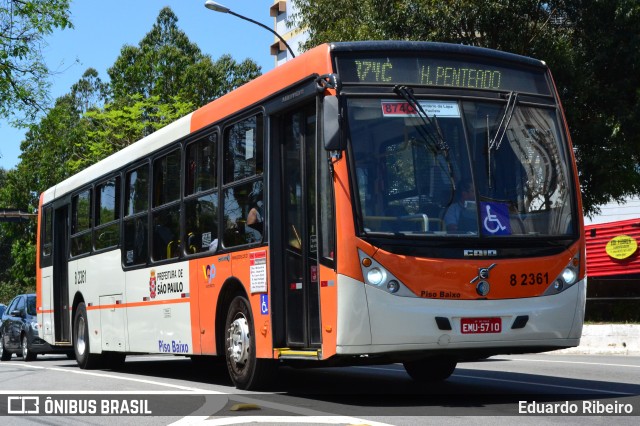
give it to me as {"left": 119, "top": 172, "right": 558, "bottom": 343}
{"left": 278, "top": 103, "right": 322, "bottom": 349}
{"left": 52, "top": 202, "right": 71, "bottom": 343}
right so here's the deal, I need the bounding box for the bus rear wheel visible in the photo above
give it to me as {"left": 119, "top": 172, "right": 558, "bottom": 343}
{"left": 403, "top": 356, "right": 457, "bottom": 382}
{"left": 224, "top": 295, "right": 276, "bottom": 390}
{"left": 74, "top": 302, "right": 103, "bottom": 369}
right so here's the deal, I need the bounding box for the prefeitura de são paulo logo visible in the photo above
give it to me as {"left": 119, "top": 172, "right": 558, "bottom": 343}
{"left": 149, "top": 269, "right": 157, "bottom": 299}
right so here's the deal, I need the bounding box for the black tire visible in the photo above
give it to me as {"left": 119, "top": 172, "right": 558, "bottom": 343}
{"left": 403, "top": 356, "right": 457, "bottom": 382}
{"left": 0, "top": 334, "right": 11, "bottom": 361}
{"left": 224, "top": 295, "right": 276, "bottom": 390}
{"left": 22, "top": 335, "right": 36, "bottom": 361}
{"left": 73, "top": 302, "right": 103, "bottom": 369}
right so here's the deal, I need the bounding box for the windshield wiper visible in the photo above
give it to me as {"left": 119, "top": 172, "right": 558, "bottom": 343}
{"left": 487, "top": 92, "right": 518, "bottom": 189}
{"left": 488, "top": 91, "right": 518, "bottom": 151}
{"left": 393, "top": 85, "right": 449, "bottom": 153}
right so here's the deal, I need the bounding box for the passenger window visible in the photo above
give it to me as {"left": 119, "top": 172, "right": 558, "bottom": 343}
{"left": 223, "top": 179, "right": 264, "bottom": 248}
{"left": 186, "top": 134, "right": 217, "bottom": 196}
{"left": 153, "top": 149, "right": 181, "bottom": 207}
{"left": 152, "top": 149, "right": 182, "bottom": 261}
{"left": 185, "top": 134, "right": 219, "bottom": 255}
{"left": 222, "top": 115, "right": 265, "bottom": 248}
{"left": 71, "top": 189, "right": 92, "bottom": 256}
{"left": 224, "top": 115, "right": 263, "bottom": 184}
{"left": 42, "top": 206, "right": 53, "bottom": 257}
{"left": 123, "top": 164, "right": 149, "bottom": 266}
{"left": 95, "top": 177, "right": 121, "bottom": 250}
{"left": 125, "top": 164, "right": 149, "bottom": 215}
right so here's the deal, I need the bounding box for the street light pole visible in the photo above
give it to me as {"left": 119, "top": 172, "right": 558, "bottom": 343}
{"left": 204, "top": 1, "right": 296, "bottom": 59}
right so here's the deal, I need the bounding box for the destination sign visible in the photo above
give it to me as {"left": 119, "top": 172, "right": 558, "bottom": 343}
{"left": 336, "top": 55, "right": 550, "bottom": 95}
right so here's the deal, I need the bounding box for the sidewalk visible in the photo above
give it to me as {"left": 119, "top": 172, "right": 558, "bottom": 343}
{"left": 553, "top": 324, "right": 640, "bottom": 355}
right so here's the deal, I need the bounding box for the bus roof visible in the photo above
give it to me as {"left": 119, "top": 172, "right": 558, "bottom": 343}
{"left": 329, "top": 41, "right": 547, "bottom": 69}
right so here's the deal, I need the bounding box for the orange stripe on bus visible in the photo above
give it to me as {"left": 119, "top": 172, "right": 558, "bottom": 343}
{"left": 86, "top": 298, "right": 190, "bottom": 310}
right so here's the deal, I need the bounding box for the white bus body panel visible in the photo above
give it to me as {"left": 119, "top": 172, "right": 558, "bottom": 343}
{"left": 51, "top": 252, "right": 194, "bottom": 356}
{"left": 336, "top": 274, "right": 586, "bottom": 355}
{"left": 124, "top": 262, "right": 193, "bottom": 355}
{"left": 70, "top": 251, "right": 127, "bottom": 353}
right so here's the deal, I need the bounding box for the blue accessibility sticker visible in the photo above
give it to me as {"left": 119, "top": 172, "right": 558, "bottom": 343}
{"left": 480, "top": 202, "right": 511, "bottom": 236}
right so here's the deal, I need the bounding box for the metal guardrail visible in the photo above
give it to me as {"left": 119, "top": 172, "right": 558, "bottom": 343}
{"left": 0, "top": 209, "right": 36, "bottom": 222}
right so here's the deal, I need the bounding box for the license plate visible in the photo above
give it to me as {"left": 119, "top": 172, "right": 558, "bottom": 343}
{"left": 460, "top": 317, "right": 502, "bottom": 334}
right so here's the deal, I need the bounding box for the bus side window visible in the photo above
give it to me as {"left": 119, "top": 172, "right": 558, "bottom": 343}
{"left": 70, "top": 189, "right": 92, "bottom": 257}
{"left": 123, "top": 164, "right": 149, "bottom": 266}
{"left": 222, "top": 115, "right": 265, "bottom": 248}
{"left": 94, "top": 176, "right": 121, "bottom": 250}
{"left": 185, "top": 134, "right": 219, "bottom": 254}
{"left": 152, "top": 149, "right": 181, "bottom": 261}
{"left": 41, "top": 206, "right": 53, "bottom": 258}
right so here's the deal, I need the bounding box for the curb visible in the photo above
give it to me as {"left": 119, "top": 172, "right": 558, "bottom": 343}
{"left": 553, "top": 324, "right": 640, "bottom": 355}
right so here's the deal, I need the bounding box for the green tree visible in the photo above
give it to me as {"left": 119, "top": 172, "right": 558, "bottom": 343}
{"left": 0, "top": 0, "right": 72, "bottom": 121}
{"left": 291, "top": 0, "right": 640, "bottom": 215}
{"left": 1, "top": 6, "right": 264, "bottom": 293}
{"left": 68, "top": 94, "right": 194, "bottom": 172}
{"left": 0, "top": 70, "right": 100, "bottom": 295}
{"left": 108, "top": 7, "right": 261, "bottom": 108}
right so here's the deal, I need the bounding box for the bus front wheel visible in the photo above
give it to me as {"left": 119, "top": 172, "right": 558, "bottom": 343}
{"left": 224, "top": 295, "right": 276, "bottom": 390}
{"left": 74, "top": 302, "right": 102, "bottom": 369}
{"left": 403, "top": 356, "right": 457, "bottom": 382}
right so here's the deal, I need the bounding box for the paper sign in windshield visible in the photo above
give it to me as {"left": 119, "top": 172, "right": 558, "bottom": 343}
{"left": 381, "top": 101, "right": 460, "bottom": 118}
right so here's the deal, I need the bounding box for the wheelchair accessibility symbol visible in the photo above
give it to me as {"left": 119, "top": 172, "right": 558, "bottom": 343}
{"left": 480, "top": 202, "right": 511, "bottom": 236}
{"left": 260, "top": 294, "right": 269, "bottom": 315}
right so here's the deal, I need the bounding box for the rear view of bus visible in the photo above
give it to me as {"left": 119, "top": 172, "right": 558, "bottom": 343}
{"left": 327, "top": 42, "right": 585, "bottom": 381}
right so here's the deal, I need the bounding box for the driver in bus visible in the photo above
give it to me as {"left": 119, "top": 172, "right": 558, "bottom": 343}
{"left": 444, "top": 180, "right": 478, "bottom": 234}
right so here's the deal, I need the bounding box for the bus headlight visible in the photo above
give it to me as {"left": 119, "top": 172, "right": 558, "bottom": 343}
{"left": 358, "top": 249, "right": 417, "bottom": 297}
{"left": 544, "top": 254, "right": 581, "bottom": 296}
{"left": 367, "top": 268, "right": 386, "bottom": 286}
{"left": 561, "top": 267, "right": 577, "bottom": 285}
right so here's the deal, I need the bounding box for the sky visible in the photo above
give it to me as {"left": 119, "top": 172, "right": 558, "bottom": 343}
{"left": 0, "top": 0, "right": 277, "bottom": 170}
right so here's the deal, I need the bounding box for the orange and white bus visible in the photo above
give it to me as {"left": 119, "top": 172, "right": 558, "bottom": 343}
{"left": 36, "top": 41, "right": 585, "bottom": 389}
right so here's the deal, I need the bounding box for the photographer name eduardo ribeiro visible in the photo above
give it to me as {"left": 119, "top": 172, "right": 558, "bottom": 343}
{"left": 519, "top": 400, "right": 634, "bottom": 415}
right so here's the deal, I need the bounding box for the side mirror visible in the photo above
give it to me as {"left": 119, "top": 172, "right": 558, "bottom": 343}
{"left": 322, "top": 96, "right": 343, "bottom": 151}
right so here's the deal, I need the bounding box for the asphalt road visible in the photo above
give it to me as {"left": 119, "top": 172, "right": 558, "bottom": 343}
{"left": 0, "top": 352, "right": 638, "bottom": 425}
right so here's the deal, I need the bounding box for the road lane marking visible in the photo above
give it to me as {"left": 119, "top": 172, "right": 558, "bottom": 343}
{"left": 172, "top": 416, "right": 393, "bottom": 425}
{"left": 357, "top": 364, "right": 636, "bottom": 395}
{"left": 0, "top": 362, "right": 220, "bottom": 393}
{"left": 494, "top": 356, "right": 640, "bottom": 369}
{"left": 453, "top": 374, "right": 636, "bottom": 395}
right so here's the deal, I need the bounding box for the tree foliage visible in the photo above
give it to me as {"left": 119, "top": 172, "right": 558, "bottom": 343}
{"left": 108, "top": 7, "right": 261, "bottom": 107}
{"left": 291, "top": 0, "right": 640, "bottom": 215}
{"left": 0, "top": 6, "right": 261, "bottom": 296}
{"left": 0, "top": 0, "right": 72, "bottom": 122}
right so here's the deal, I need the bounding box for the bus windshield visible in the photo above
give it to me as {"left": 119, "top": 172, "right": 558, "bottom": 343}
{"left": 348, "top": 97, "right": 575, "bottom": 238}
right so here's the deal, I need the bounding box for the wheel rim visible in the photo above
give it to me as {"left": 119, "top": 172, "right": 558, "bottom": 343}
{"left": 22, "top": 336, "right": 28, "bottom": 358}
{"left": 76, "top": 316, "right": 86, "bottom": 356}
{"left": 227, "top": 314, "right": 250, "bottom": 366}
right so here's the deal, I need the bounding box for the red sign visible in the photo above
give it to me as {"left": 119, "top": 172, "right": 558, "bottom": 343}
{"left": 461, "top": 317, "right": 502, "bottom": 334}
